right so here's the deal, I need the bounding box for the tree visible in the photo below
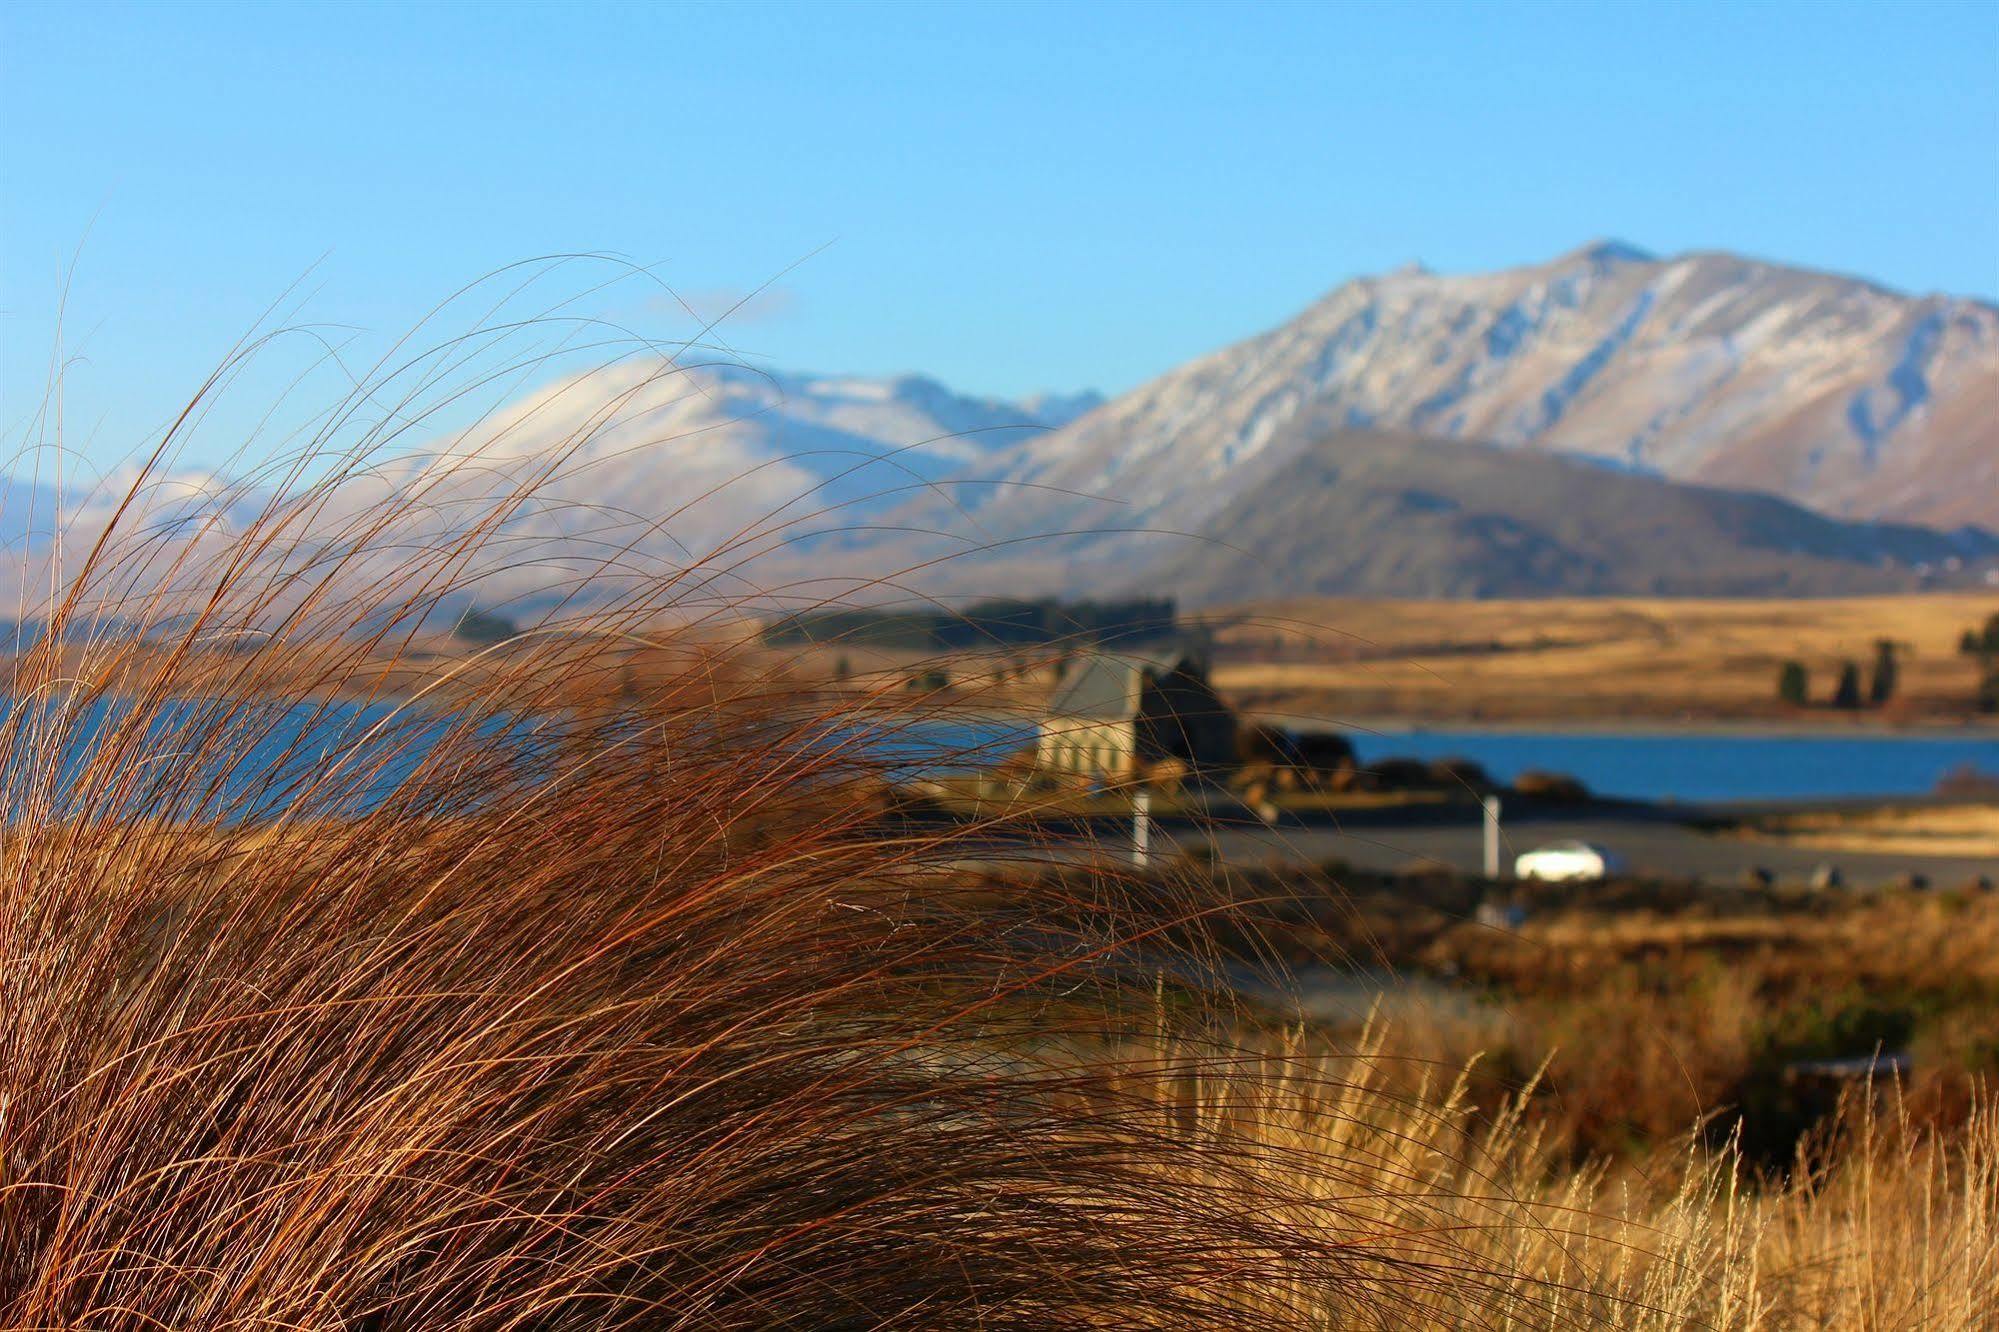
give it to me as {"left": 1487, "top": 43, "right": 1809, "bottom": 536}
{"left": 832, "top": 655, "right": 852, "bottom": 683}
{"left": 1963, "top": 629, "right": 1986, "bottom": 657}
{"left": 1776, "top": 660, "right": 1810, "bottom": 707}
{"left": 453, "top": 606, "right": 518, "bottom": 646}
{"left": 1979, "top": 669, "right": 1999, "bottom": 716}
{"left": 1868, "top": 639, "right": 1899, "bottom": 707}
{"left": 1831, "top": 661, "right": 1863, "bottom": 710}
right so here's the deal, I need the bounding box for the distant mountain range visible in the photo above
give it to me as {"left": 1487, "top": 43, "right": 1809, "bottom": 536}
{"left": 890, "top": 241, "right": 1998, "bottom": 601}
{"left": 1131, "top": 422, "right": 1997, "bottom": 601}
{"left": 5, "top": 243, "right": 1993, "bottom": 608}
{"left": 0, "top": 365, "right": 1101, "bottom": 612}
{"left": 386, "top": 359, "right": 1105, "bottom": 548}
{"left": 978, "top": 240, "right": 1996, "bottom": 535}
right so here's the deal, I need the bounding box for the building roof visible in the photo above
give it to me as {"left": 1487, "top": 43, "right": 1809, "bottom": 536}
{"left": 1047, "top": 647, "right": 1201, "bottom": 721}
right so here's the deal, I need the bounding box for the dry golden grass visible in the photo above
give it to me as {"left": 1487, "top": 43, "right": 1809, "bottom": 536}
{"left": 1163, "top": 1023, "right": 1999, "bottom": 1330}
{"left": 142, "top": 589, "right": 1999, "bottom": 732}
{"left": 1207, "top": 594, "right": 1999, "bottom": 724}
{"left": 5, "top": 290, "right": 1530, "bottom": 1326}
{"left": 5, "top": 282, "right": 1993, "bottom": 1327}
{"left": 1739, "top": 802, "right": 1999, "bottom": 858}
{"left": 0, "top": 293, "right": 1354, "bottom": 1325}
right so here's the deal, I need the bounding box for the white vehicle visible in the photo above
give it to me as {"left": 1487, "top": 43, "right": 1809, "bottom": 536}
{"left": 1514, "top": 840, "right": 1623, "bottom": 882}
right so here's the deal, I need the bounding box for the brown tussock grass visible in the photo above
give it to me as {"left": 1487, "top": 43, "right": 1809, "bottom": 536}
{"left": 1163, "top": 1022, "right": 1999, "bottom": 1329}
{"left": 1, "top": 273, "right": 1992, "bottom": 1327}
{"left": 0, "top": 285, "right": 1474, "bottom": 1328}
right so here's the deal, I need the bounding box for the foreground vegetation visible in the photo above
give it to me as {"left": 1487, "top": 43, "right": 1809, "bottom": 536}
{"left": 1174, "top": 1026, "right": 1999, "bottom": 1329}
{"left": 4, "top": 301, "right": 1992, "bottom": 1327}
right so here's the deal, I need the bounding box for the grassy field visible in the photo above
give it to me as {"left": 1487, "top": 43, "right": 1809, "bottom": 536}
{"left": 1213, "top": 862, "right": 1999, "bottom": 1155}
{"left": 8, "top": 330, "right": 1994, "bottom": 1326}
{"left": 649, "top": 593, "right": 1999, "bottom": 730}
{"left": 10, "top": 584, "right": 1995, "bottom": 1322}
{"left": 1736, "top": 801, "right": 1999, "bottom": 858}
{"left": 1150, "top": 1021, "right": 1999, "bottom": 1329}
{"left": 13, "top": 627, "right": 1997, "bottom": 1325}
{"left": 1204, "top": 593, "right": 1999, "bottom": 725}
{"left": 57, "top": 593, "right": 1998, "bottom": 738}
{"left": 1225, "top": 864, "right": 1999, "bottom": 1327}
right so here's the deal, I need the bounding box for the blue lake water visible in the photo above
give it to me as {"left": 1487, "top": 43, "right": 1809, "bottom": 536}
{"left": 0, "top": 695, "right": 1027, "bottom": 821}
{"left": 1343, "top": 727, "right": 1999, "bottom": 803}
{"left": 0, "top": 693, "right": 536, "bottom": 821}
{"left": 914, "top": 718, "right": 1999, "bottom": 802}
{"left": 1, "top": 693, "right": 1991, "bottom": 816}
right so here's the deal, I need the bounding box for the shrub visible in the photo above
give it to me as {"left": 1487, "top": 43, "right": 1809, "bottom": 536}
{"left": 1512, "top": 768, "right": 1591, "bottom": 803}
{"left": 453, "top": 604, "right": 518, "bottom": 645}
{"left": 1870, "top": 638, "right": 1901, "bottom": 706}
{"left": 1778, "top": 658, "right": 1810, "bottom": 706}
{"left": 1292, "top": 729, "right": 1356, "bottom": 770}
{"left": 0, "top": 308, "right": 1357, "bottom": 1329}
{"left": 1367, "top": 756, "right": 1437, "bottom": 790}
{"left": 1832, "top": 660, "right": 1864, "bottom": 709}
{"left": 1234, "top": 721, "right": 1293, "bottom": 765}
{"left": 1427, "top": 755, "right": 1492, "bottom": 791}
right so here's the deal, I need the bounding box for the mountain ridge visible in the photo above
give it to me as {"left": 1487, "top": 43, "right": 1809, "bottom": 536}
{"left": 987, "top": 241, "right": 1996, "bottom": 535}
{"left": 4, "top": 243, "right": 1990, "bottom": 609}
{"left": 1129, "top": 419, "right": 1998, "bottom": 603}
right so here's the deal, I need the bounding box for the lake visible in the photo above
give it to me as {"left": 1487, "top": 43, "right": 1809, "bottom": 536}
{"left": 1343, "top": 725, "right": 1999, "bottom": 803}
{"left": 0, "top": 696, "right": 1032, "bottom": 821}
{"left": 0, "top": 693, "right": 527, "bottom": 821}
{"left": 900, "top": 717, "right": 1999, "bottom": 803}
{"left": 1, "top": 693, "right": 1992, "bottom": 817}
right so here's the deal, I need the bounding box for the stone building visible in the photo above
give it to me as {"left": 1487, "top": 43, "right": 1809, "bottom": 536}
{"left": 1036, "top": 647, "right": 1236, "bottom": 783}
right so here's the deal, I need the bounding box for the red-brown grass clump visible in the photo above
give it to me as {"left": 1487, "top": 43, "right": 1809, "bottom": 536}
{"left": 0, "top": 297, "right": 1498, "bottom": 1329}
{"left": 7, "top": 278, "right": 1993, "bottom": 1329}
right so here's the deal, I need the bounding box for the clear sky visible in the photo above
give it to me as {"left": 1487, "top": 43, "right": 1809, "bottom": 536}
{"left": 4, "top": 0, "right": 1996, "bottom": 470}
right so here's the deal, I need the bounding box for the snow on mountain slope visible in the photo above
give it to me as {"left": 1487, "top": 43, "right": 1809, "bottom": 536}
{"left": 992, "top": 242, "right": 1997, "bottom": 535}
{"left": 0, "top": 362, "right": 1102, "bottom": 613}
{"left": 373, "top": 359, "right": 1102, "bottom": 587}
{"left": 1134, "top": 421, "right": 1999, "bottom": 603}
{"left": 7, "top": 242, "right": 1989, "bottom": 612}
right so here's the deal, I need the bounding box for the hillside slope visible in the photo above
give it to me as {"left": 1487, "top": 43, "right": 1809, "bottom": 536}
{"left": 1133, "top": 423, "right": 1997, "bottom": 602}
{"left": 8, "top": 242, "right": 1991, "bottom": 610}
{"left": 993, "top": 242, "right": 1997, "bottom": 533}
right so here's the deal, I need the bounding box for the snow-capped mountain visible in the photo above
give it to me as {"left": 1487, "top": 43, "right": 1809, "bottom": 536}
{"left": 411, "top": 357, "right": 1099, "bottom": 510}
{"left": 7, "top": 243, "right": 1993, "bottom": 612}
{"left": 984, "top": 242, "right": 1997, "bottom": 537}
{"left": 0, "top": 467, "right": 268, "bottom": 554}
{"left": 367, "top": 359, "right": 1102, "bottom": 586}
{"left": 0, "top": 363, "right": 1104, "bottom": 614}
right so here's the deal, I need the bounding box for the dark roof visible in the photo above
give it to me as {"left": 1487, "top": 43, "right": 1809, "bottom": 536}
{"left": 1047, "top": 647, "right": 1202, "bottom": 721}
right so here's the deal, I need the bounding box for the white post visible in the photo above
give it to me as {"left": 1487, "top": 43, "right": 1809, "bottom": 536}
{"left": 1132, "top": 787, "right": 1152, "bottom": 870}
{"left": 1482, "top": 794, "right": 1503, "bottom": 879}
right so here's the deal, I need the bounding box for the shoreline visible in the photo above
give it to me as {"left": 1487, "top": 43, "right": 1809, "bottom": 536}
{"left": 1255, "top": 712, "right": 1999, "bottom": 741}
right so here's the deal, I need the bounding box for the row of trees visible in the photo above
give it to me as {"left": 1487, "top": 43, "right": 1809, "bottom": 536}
{"left": 1959, "top": 611, "right": 1999, "bottom": 714}
{"left": 1779, "top": 612, "right": 1999, "bottom": 714}
{"left": 1957, "top": 612, "right": 1999, "bottom": 660}
{"left": 1777, "top": 639, "right": 1901, "bottom": 710}
{"left": 766, "top": 598, "right": 1178, "bottom": 651}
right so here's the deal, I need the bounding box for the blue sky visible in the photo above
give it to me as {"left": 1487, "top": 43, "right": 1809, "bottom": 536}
{"left": 3, "top": 0, "right": 1996, "bottom": 471}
